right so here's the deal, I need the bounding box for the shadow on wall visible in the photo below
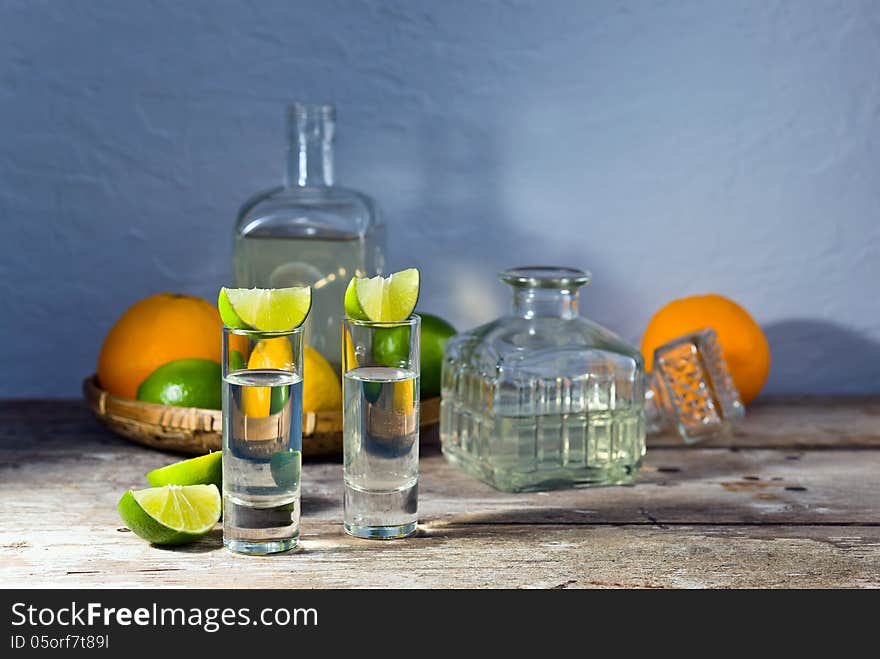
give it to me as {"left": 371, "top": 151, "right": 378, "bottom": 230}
{"left": 390, "top": 112, "right": 642, "bottom": 333}
{"left": 763, "top": 320, "right": 880, "bottom": 395}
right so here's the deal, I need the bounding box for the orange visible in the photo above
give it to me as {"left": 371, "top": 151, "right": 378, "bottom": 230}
{"left": 641, "top": 294, "right": 770, "bottom": 404}
{"left": 98, "top": 293, "right": 223, "bottom": 400}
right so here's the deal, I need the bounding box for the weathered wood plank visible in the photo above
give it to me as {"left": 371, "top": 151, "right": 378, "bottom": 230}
{"left": 2, "top": 398, "right": 879, "bottom": 588}
{"left": 2, "top": 523, "right": 878, "bottom": 589}
{"left": 2, "top": 445, "right": 879, "bottom": 588}
{"left": 4, "top": 443, "right": 876, "bottom": 526}
{"left": 649, "top": 396, "right": 880, "bottom": 448}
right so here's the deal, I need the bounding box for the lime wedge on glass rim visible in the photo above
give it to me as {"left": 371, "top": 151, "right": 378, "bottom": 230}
{"left": 117, "top": 484, "right": 221, "bottom": 546}
{"left": 218, "top": 286, "right": 312, "bottom": 331}
{"left": 146, "top": 451, "right": 222, "bottom": 488}
{"left": 344, "top": 268, "right": 420, "bottom": 321}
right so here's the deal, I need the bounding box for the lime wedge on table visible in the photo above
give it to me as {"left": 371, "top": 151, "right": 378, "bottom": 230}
{"left": 218, "top": 287, "right": 312, "bottom": 331}
{"left": 146, "top": 451, "right": 222, "bottom": 488}
{"left": 344, "top": 269, "right": 420, "bottom": 321}
{"left": 118, "top": 484, "right": 221, "bottom": 546}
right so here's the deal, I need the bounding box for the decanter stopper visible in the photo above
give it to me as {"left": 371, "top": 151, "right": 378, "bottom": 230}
{"left": 645, "top": 329, "right": 745, "bottom": 443}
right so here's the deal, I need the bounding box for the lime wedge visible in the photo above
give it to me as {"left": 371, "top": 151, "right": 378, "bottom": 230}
{"left": 146, "top": 451, "right": 222, "bottom": 488}
{"left": 344, "top": 268, "right": 419, "bottom": 322}
{"left": 218, "top": 288, "right": 248, "bottom": 329}
{"left": 117, "top": 484, "right": 221, "bottom": 546}
{"left": 344, "top": 277, "right": 368, "bottom": 320}
{"left": 219, "top": 286, "right": 312, "bottom": 331}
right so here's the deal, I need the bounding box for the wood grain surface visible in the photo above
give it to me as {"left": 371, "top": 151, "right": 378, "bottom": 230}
{"left": 1, "top": 398, "right": 878, "bottom": 588}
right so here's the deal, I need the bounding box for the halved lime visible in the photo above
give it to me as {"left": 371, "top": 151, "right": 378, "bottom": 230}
{"left": 146, "top": 451, "right": 222, "bottom": 488}
{"left": 218, "top": 286, "right": 312, "bottom": 331}
{"left": 344, "top": 268, "right": 419, "bottom": 322}
{"left": 117, "top": 484, "right": 221, "bottom": 546}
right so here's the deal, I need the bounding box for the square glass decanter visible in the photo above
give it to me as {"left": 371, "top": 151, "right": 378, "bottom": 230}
{"left": 439, "top": 268, "right": 746, "bottom": 492}
{"left": 440, "top": 267, "right": 646, "bottom": 492}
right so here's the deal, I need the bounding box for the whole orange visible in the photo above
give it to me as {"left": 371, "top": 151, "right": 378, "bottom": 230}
{"left": 98, "top": 293, "right": 222, "bottom": 400}
{"left": 641, "top": 294, "right": 770, "bottom": 404}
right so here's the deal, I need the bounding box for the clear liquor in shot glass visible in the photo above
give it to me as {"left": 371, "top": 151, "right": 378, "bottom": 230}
{"left": 342, "top": 315, "right": 420, "bottom": 539}
{"left": 222, "top": 325, "right": 304, "bottom": 554}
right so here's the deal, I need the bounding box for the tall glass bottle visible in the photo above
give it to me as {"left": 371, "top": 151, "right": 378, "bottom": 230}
{"left": 233, "top": 103, "right": 384, "bottom": 370}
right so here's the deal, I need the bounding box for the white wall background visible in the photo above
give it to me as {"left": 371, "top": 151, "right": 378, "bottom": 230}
{"left": 1, "top": 0, "right": 878, "bottom": 396}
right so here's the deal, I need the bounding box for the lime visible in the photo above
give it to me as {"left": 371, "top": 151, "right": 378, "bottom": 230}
{"left": 228, "top": 349, "right": 246, "bottom": 372}
{"left": 419, "top": 313, "right": 456, "bottom": 397}
{"left": 269, "top": 386, "right": 289, "bottom": 415}
{"left": 117, "top": 484, "right": 221, "bottom": 546}
{"left": 373, "top": 325, "right": 411, "bottom": 369}
{"left": 344, "top": 277, "right": 367, "bottom": 320}
{"left": 136, "top": 358, "right": 222, "bottom": 410}
{"left": 219, "top": 286, "right": 312, "bottom": 331}
{"left": 362, "top": 380, "right": 383, "bottom": 404}
{"left": 344, "top": 268, "right": 419, "bottom": 322}
{"left": 269, "top": 450, "right": 301, "bottom": 490}
{"left": 370, "top": 313, "right": 455, "bottom": 397}
{"left": 217, "top": 289, "right": 248, "bottom": 329}
{"left": 146, "top": 451, "right": 222, "bottom": 488}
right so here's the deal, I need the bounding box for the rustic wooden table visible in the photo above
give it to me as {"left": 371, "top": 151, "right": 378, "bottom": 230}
{"left": 1, "top": 398, "right": 878, "bottom": 588}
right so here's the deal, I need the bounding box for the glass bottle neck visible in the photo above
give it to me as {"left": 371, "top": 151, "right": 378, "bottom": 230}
{"left": 286, "top": 105, "right": 334, "bottom": 187}
{"left": 512, "top": 288, "right": 579, "bottom": 319}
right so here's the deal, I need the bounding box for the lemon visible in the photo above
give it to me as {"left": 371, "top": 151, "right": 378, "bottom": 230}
{"left": 393, "top": 376, "right": 416, "bottom": 415}
{"left": 242, "top": 338, "right": 294, "bottom": 418}
{"left": 303, "top": 347, "right": 342, "bottom": 413}
{"left": 239, "top": 341, "right": 340, "bottom": 417}
{"left": 136, "top": 358, "right": 222, "bottom": 410}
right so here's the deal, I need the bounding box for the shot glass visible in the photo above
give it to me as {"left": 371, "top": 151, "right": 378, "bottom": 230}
{"left": 221, "top": 325, "right": 304, "bottom": 554}
{"left": 342, "top": 315, "right": 420, "bottom": 539}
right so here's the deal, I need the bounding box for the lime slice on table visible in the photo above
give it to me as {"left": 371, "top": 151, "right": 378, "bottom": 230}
{"left": 117, "top": 484, "right": 221, "bottom": 546}
{"left": 344, "top": 268, "right": 420, "bottom": 322}
{"left": 218, "top": 287, "right": 312, "bottom": 331}
{"left": 146, "top": 451, "right": 222, "bottom": 488}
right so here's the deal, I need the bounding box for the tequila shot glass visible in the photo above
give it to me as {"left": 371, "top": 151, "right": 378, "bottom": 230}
{"left": 222, "top": 325, "right": 304, "bottom": 554}
{"left": 342, "top": 315, "right": 420, "bottom": 539}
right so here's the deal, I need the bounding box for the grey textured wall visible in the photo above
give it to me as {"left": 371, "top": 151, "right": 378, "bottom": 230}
{"left": 2, "top": 0, "right": 878, "bottom": 397}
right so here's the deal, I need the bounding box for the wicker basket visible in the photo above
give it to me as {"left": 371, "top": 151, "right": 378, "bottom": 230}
{"left": 83, "top": 375, "right": 440, "bottom": 458}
